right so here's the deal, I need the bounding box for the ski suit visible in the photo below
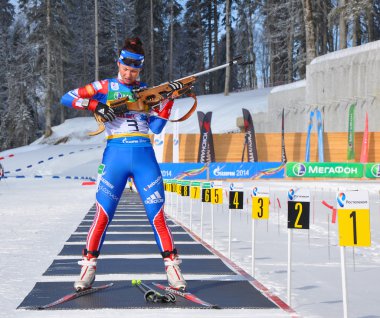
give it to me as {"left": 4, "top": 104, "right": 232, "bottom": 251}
{"left": 61, "top": 78, "right": 175, "bottom": 256}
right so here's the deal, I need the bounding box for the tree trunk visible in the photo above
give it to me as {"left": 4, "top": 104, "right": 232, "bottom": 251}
{"left": 150, "top": 0, "right": 154, "bottom": 85}
{"left": 366, "top": 6, "right": 374, "bottom": 42}
{"left": 247, "top": 4, "right": 257, "bottom": 89}
{"left": 196, "top": 0, "right": 205, "bottom": 94}
{"left": 339, "top": 0, "right": 347, "bottom": 50}
{"left": 352, "top": 13, "right": 361, "bottom": 47}
{"left": 169, "top": 0, "right": 174, "bottom": 80}
{"left": 287, "top": 0, "right": 294, "bottom": 83}
{"left": 212, "top": 0, "right": 218, "bottom": 92}
{"left": 95, "top": 0, "right": 99, "bottom": 80}
{"left": 59, "top": 45, "right": 65, "bottom": 124}
{"left": 207, "top": 2, "right": 213, "bottom": 93}
{"left": 320, "top": 0, "right": 328, "bottom": 54}
{"left": 44, "top": 0, "right": 52, "bottom": 138}
{"left": 224, "top": 0, "right": 231, "bottom": 96}
{"left": 302, "top": 0, "right": 316, "bottom": 64}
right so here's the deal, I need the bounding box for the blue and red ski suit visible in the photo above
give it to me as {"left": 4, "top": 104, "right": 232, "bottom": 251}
{"left": 61, "top": 78, "right": 175, "bottom": 257}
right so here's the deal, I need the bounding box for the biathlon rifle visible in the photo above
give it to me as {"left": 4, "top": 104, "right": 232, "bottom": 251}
{"left": 89, "top": 55, "right": 248, "bottom": 136}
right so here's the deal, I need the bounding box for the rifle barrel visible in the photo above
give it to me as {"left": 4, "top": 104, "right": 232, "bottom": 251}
{"left": 177, "top": 56, "right": 241, "bottom": 81}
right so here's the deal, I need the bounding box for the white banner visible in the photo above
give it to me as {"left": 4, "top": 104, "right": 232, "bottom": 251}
{"left": 173, "top": 108, "right": 180, "bottom": 163}
{"left": 153, "top": 125, "right": 166, "bottom": 163}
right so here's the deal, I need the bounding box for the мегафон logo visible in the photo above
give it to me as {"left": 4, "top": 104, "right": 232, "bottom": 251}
{"left": 292, "top": 163, "right": 306, "bottom": 176}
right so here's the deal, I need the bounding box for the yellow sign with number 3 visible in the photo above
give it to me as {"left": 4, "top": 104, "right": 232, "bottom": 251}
{"left": 252, "top": 197, "right": 269, "bottom": 219}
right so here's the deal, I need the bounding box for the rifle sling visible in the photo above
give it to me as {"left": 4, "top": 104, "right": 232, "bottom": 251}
{"left": 169, "top": 92, "right": 197, "bottom": 123}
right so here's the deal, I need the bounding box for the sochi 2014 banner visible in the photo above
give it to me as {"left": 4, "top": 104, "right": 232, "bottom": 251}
{"left": 241, "top": 108, "right": 258, "bottom": 162}
{"left": 209, "top": 162, "right": 285, "bottom": 179}
{"left": 159, "top": 163, "right": 208, "bottom": 180}
{"left": 197, "top": 111, "right": 215, "bottom": 163}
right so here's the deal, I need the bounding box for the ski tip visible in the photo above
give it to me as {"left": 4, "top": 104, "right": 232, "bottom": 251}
{"left": 211, "top": 304, "right": 221, "bottom": 309}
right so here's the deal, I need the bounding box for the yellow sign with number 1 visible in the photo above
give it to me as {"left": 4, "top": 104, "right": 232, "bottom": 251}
{"left": 336, "top": 191, "right": 371, "bottom": 247}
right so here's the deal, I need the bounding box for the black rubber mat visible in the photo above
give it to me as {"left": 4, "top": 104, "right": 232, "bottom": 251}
{"left": 59, "top": 243, "right": 212, "bottom": 256}
{"left": 43, "top": 258, "right": 235, "bottom": 276}
{"left": 18, "top": 280, "right": 278, "bottom": 310}
{"left": 75, "top": 225, "right": 186, "bottom": 233}
{"left": 67, "top": 233, "right": 195, "bottom": 242}
{"left": 17, "top": 190, "right": 284, "bottom": 313}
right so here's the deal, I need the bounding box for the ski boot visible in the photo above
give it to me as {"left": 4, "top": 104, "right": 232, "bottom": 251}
{"left": 162, "top": 249, "right": 187, "bottom": 290}
{"left": 74, "top": 249, "right": 99, "bottom": 291}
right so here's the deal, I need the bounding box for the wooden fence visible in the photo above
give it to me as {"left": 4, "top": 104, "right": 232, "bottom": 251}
{"left": 153, "top": 132, "right": 380, "bottom": 163}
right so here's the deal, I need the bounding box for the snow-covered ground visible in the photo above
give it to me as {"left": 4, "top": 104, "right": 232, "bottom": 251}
{"left": 1, "top": 107, "right": 380, "bottom": 317}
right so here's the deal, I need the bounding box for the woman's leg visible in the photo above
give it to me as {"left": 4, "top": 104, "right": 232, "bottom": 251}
{"left": 132, "top": 147, "right": 174, "bottom": 253}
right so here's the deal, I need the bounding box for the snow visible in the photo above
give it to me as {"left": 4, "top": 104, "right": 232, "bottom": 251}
{"left": 270, "top": 80, "right": 306, "bottom": 94}
{"left": 310, "top": 40, "right": 380, "bottom": 65}
{"left": 1, "top": 111, "right": 380, "bottom": 317}
{"left": 166, "top": 87, "right": 271, "bottom": 133}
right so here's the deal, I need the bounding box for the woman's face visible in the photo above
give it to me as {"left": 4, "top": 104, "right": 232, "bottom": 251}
{"left": 118, "top": 62, "right": 141, "bottom": 85}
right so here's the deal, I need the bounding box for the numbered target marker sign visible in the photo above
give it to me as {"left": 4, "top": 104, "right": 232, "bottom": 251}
{"left": 177, "top": 180, "right": 182, "bottom": 195}
{"left": 336, "top": 191, "right": 371, "bottom": 247}
{"left": 229, "top": 183, "right": 244, "bottom": 209}
{"left": 171, "top": 180, "right": 177, "bottom": 193}
{"left": 252, "top": 186, "right": 270, "bottom": 219}
{"left": 287, "top": 188, "right": 310, "bottom": 229}
{"left": 190, "top": 181, "right": 201, "bottom": 199}
{"left": 201, "top": 182, "right": 212, "bottom": 203}
{"left": 211, "top": 181, "right": 223, "bottom": 204}
{"left": 181, "top": 181, "right": 190, "bottom": 197}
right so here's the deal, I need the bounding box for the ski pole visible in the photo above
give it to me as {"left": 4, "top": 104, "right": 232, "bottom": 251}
{"left": 140, "top": 281, "right": 176, "bottom": 303}
{"left": 132, "top": 279, "right": 158, "bottom": 302}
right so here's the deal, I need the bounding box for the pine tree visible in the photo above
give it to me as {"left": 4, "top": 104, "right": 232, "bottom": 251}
{"left": 235, "top": 0, "right": 259, "bottom": 89}
{"left": 0, "top": 1, "right": 15, "bottom": 149}
{"left": 1, "top": 18, "right": 38, "bottom": 149}
{"left": 182, "top": 0, "right": 206, "bottom": 94}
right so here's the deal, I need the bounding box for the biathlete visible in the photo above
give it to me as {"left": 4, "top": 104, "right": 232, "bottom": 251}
{"left": 128, "top": 177, "right": 133, "bottom": 192}
{"left": 61, "top": 37, "right": 186, "bottom": 291}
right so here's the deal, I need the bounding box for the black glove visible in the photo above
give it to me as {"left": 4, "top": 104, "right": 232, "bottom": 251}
{"left": 168, "top": 81, "right": 184, "bottom": 91}
{"left": 95, "top": 102, "right": 116, "bottom": 122}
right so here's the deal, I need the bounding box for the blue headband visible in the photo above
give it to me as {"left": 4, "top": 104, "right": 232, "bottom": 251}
{"left": 119, "top": 50, "right": 144, "bottom": 68}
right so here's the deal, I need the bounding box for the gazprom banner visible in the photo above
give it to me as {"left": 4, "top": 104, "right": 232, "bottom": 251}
{"left": 159, "top": 163, "right": 208, "bottom": 180}
{"left": 286, "top": 162, "right": 364, "bottom": 178}
{"left": 209, "top": 162, "right": 284, "bottom": 179}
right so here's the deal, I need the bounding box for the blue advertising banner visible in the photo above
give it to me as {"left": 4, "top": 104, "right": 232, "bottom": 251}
{"left": 159, "top": 163, "right": 208, "bottom": 180}
{"left": 209, "top": 162, "right": 285, "bottom": 179}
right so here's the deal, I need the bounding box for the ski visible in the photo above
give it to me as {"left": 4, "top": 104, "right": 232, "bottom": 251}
{"left": 305, "top": 110, "right": 314, "bottom": 162}
{"left": 132, "top": 279, "right": 176, "bottom": 303}
{"left": 152, "top": 282, "right": 220, "bottom": 309}
{"left": 316, "top": 109, "right": 324, "bottom": 162}
{"left": 36, "top": 282, "right": 113, "bottom": 310}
